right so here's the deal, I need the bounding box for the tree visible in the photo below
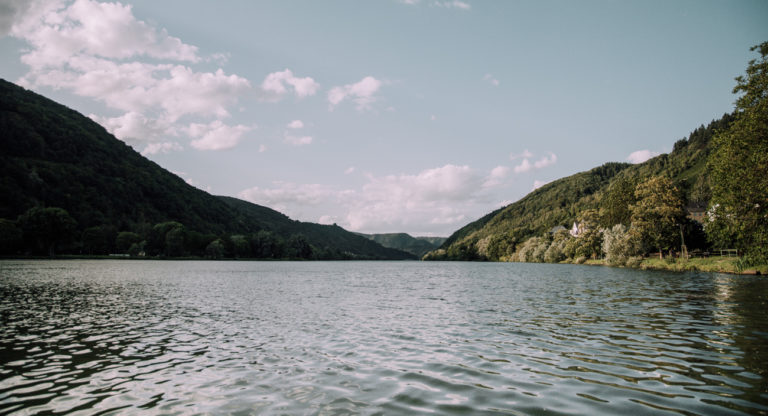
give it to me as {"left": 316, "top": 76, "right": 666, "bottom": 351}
{"left": 602, "top": 224, "right": 638, "bottom": 266}
{"left": 230, "top": 235, "right": 250, "bottom": 259}
{"left": 147, "top": 221, "right": 184, "bottom": 256}
{"left": 286, "top": 234, "right": 313, "bottom": 259}
{"left": 601, "top": 175, "right": 638, "bottom": 227}
{"left": 630, "top": 176, "right": 685, "bottom": 258}
{"left": 708, "top": 42, "right": 768, "bottom": 263}
{"left": 17, "top": 207, "right": 77, "bottom": 256}
{"left": 205, "top": 239, "right": 225, "bottom": 259}
{"left": 0, "top": 219, "right": 22, "bottom": 254}
{"left": 81, "top": 225, "right": 116, "bottom": 255}
{"left": 116, "top": 231, "right": 142, "bottom": 253}
{"left": 165, "top": 226, "right": 186, "bottom": 257}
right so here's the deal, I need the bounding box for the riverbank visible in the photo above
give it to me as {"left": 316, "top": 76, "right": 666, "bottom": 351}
{"left": 583, "top": 256, "right": 767, "bottom": 275}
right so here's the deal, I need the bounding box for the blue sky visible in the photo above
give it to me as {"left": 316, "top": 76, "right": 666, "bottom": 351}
{"left": 1, "top": 0, "right": 766, "bottom": 236}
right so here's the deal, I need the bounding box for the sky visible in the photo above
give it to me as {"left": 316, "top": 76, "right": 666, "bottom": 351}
{"left": 1, "top": 0, "right": 767, "bottom": 237}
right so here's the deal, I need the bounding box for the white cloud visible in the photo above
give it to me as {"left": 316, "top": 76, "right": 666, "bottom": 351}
{"left": 430, "top": 114, "right": 437, "bottom": 121}
{"left": 344, "top": 167, "right": 356, "bottom": 175}
{"left": 238, "top": 182, "right": 348, "bottom": 217}
{"left": 8, "top": 0, "right": 252, "bottom": 151}
{"left": 11, "top": 0, "right": 199, "bottom": 65}
{"left": 513, "top": 158, "right": 533, "bottom": 173}
{"left": 328, "top": 76, "right": 383, "bottom": 111}
{"left": 510, "top": 149, "right": 533, "bottom": 160}
{"left": 626, "top": 149, "right": 660, "bottom": 164}
{"left": 89, "top": 111, "right": 174, "bottom": 143}
{"left": 261, "top": 69, "right": 319, "bottom": 100}
{"left": 141, "top": 141, "right": 182, "bottom": 156}
{"left": 237, "top": 164, "right": 502, "bottom": 235}
{"left": 433, "top": 1, "right": 471, "bottom": 10}
{"left": 483, "top": 165, "right": 510, "bottom": 187}
{"left": 534, "top": 153, "right": 557, "bottom": 169}
{"left": 513, "top": 152, "right": 557, "bottom": 173}
{"left": 286, "top": 119, "right": 304, "bottom": 129}
{"left": 532, "top": 179, "right": 551, "bottom": 191}
{"left": 259, "top": 144, "right": 267, "bottom": 153}
{"left": 284, "top": 134, "right": 313, "bottom": 146}
{"left": 484, "top": 73, "right": 500, "bottom": 86}
{"left": 187, "top": 120, "right": 252, "bottom": 151}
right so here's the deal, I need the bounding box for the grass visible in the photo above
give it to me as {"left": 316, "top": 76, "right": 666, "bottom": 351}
{"left": 585, "top": 256, "right": 767, "bottom": 275}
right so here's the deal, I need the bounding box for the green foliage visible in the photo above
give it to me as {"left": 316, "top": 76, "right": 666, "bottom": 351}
{"left": 128, "top": 241, "right": 145, "bottom": 257}
{"left": 230, "top": 235, "right": 251, "bottom": 259}
{"left": 0, "top": 219, "right": 22, "bottom": 254}
{"left": 17, "top": 206, "right": 77, "bottom": 256}
{"left": 115, "top": 231, "right": 142, "bottom": 253}
{"left": 81, "top": 225, "right": 116, "bottom": 255}
{"left": 600, "top": 175, "right": 637, "bottom": 227}
{"left": 430, "top": 108, "right": 733, "bottom": 262}
{"left": 205, "top": 239, "right": 225, "bottom": 259}
{"left": 544, "top": 230, "right": 569, "bottom": 263}
{"left": 602, "top": 224, "right": 638, "bottom": 267}
{"left": 629, "top": 176, "right": 685, "bottom": 256}
{"left": 708, "top": 42, "right": 768, "bottom": 263}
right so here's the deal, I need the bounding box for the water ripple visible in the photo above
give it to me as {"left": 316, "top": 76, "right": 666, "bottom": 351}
{"left": 1, "top": 260, "right": 767, "bottom": 415}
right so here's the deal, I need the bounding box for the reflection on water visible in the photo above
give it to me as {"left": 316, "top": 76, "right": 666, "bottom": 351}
{"left": 0, "top": 260, "right": 766, "bottom": 415}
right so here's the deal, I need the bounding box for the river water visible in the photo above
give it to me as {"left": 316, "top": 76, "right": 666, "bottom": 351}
{"left": 0, "top": 260, "right": 766, "bottom": 415}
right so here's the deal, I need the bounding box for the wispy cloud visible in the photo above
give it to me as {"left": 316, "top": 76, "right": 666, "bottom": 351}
{"left": 187, "top": 120, "right": 253, "bottom": 151}
{"left": 513, "top": 152, "right": 557, "bottom": 173}
{"left": 261, "top": 69, "right": 319, "bottom": 100}
{"left": 433, "top": 1, "right": 471, "bottom": 10}
{"left": 284, "top": 134, "right": 313, "bottom": 146}
{"left": 484, "top": 73, "right": 500, "bottom": 86}
{"left": 328, "top": 76, "right": 383, "bottom": 111}
{"left": 141, "top": 141, "right": 183, "bottom": 156}
{"left": 626, "top": 149, "right": 660, "bottom": 164}
{"left": 286, "top": 120, "right": 305, "bottom": 129}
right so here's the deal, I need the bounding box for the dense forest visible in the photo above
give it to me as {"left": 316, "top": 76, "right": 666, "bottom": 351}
{"left": 0, "top": 79, "right": 414, "bottom": 260}
{"left": 427, "top": 42, "right": 768, "bottom": 268}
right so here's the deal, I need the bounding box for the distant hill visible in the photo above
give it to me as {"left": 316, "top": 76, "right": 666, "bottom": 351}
{"left": 355, "top": 233, "right": 446, "bottom": 258}
{"left": 427, "top": 113, "right": 734, "bottom": 261}
{"left": 0, "top": 79, "right": 413, "bottom": 260}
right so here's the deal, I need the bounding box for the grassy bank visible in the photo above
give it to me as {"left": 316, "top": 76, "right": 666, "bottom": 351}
{"left": 584, "top": 256, "right": 767, "bottom": 275}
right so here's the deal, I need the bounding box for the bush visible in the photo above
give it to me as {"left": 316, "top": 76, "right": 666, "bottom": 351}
{"left": 602, "top": 224, "right": 638, "bottom": 266}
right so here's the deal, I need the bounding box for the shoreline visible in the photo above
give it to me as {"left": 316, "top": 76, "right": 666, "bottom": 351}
{"left": 580, "top": 256, "right": 766, "bottom": 275}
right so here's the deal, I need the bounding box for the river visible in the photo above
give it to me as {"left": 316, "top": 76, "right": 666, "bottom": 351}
{"left": 0, "top": 260, "right": 766, "bottom": 415}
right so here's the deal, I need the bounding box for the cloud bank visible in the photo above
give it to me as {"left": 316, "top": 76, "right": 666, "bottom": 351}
{"left": 8, "top": 0, "right": 252, "bottom": 154}
{"left": 238, "top": 164, "right": 512, "bottom": 235}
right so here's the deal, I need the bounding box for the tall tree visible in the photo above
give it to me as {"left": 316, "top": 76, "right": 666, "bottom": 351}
{"left": 630, "top": 176, "right": 685, "bottom": 258}
{"left": 600, "top": 175, "right": 638, "bottom": 227}
{"left": 708, "top": 42, "right": 768, "bottom": 263}
{"left": 17, "top": 207, "right": 77, "bottom": 256}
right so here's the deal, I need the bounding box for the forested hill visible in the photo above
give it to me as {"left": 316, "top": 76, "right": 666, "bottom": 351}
{"left": 354, "top": 233, "right": 446, "bottom": 258}
{"left": 0, "top": 79, "right": 413, "bottom": 259}
{"left": 426, "top": 113, "right": 735, "bottom": 261}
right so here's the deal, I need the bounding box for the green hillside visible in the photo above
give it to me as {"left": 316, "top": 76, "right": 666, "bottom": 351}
{"left": 355, "top": 232, "right": 446, "bottom": 257}
{"left": 0, "top": 79, "right": 413, "bottom": 260}
{"left": 426, "top": 113, "right": 735, "bottom": 261}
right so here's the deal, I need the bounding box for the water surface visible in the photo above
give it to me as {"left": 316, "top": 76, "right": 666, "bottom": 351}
{"left": 1, "top": 260, "right": 767, "bottom": 415}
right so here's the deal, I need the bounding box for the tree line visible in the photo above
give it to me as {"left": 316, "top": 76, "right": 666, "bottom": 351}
{"left": 0, "top": 207, "right": 350, "bottom": 260}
